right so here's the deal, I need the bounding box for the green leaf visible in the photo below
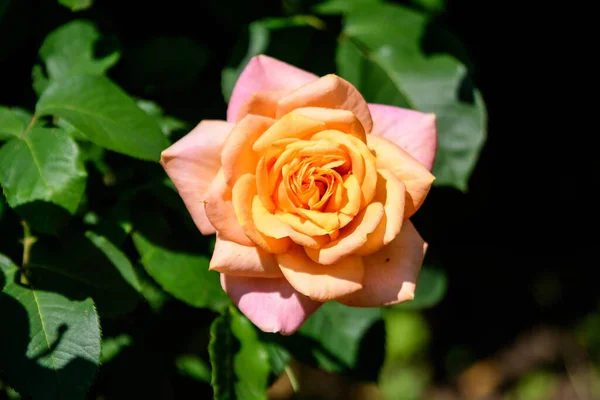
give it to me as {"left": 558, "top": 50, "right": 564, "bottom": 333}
{"left": 335, "top": 3, "right": 487, "bottom": 191}
{"left": 132, "top": 231, "right": 229, "bottom": 311}
{"left": 85, "top": 231, "right": 142, "bottom": 293}
{"left": 36, "top": 75, "right": 170, "bottom": 161}
{"left": 58, "top": 0, "right": 93, "bottom": 11}
{"left": 222, "top": 15, "right": 326, "bottom": 102}
{"left": 29, "top": 234, "right": 139, "bottom": 317}
{"left": 176, "top": 354, "right": 211, "bottom": 383}
{"left": 38, "top": 20, "right": 118, "bottom": 83}
{"left": 263, "top": 341, "right": 291, "bottom": 377}
{"left": 299, "top": 301, "right": 383, "bottom": 371}
{"left": 0, "top": 254, "right": 101, "bottom": 399}
{"left": 137, "top": 99, "right": 188, "bottom": 136}
{"left": 0, "top": 106, "right": 27, "bottom": 139}
{"left": 0, "top": 127, "right": 87, "bottom": 215}
{"left": 100, "top": 334, "right": 132, "bottom": 364}
{"left": 209, "top": 306, "right": 270, "bottom": 400}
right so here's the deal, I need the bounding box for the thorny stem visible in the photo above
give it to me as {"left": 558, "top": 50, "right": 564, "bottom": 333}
{"left": 20, "top": 220, "right": 37, "bottom": 285}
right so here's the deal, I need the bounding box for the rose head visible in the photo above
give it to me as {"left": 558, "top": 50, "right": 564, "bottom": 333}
{"left": 161, "top": 55, "right": 437, "bottom": 335}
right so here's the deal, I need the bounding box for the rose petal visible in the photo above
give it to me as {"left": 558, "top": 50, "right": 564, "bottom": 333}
{"left": 231, "top": 173, "right": 292, "bottom": 253}
{"left": 292, "top": 107, "right": 367, "bottom": 143}
{"left": 356, "top": 169, "right": 406, "bottom": 256}
{"left": 252, "top": 111, "right": 326, "bottom": 154}
{"left": 209, "top": 237, "right": 283, "bottom": 278}
{"left": 367, "top": 134, "right": 435, "bottom": 218}
{"left": 277, "top": 246, "right": 364, "bottom": 302}
{"left": 277, "top": 75, "right": 373, "bottom": 133}
{"left": 160, "top": 120, "right": 234, "bottom": 235}
{"left": 235, "top": 90, "right": 286, "bottom": 122}
{"left": 337, "top": 221, "right": 427, "bottom": 307}
{"left": 221, "top": 114, "right": 275, "bottom": 186}
{"left": 221, "top": 274, "right": 321, "bottom": 335}
{"left": 304, "top": 202, "right": 384, "bottom": 265}
{"left": 204, "top": 169, "right": 254, "bottom": 246}
{"left": 368, "top": 104, "right": 437, "bottom": 171}
{"left": 228, "top": 55, "right": 318, "bottom": 123}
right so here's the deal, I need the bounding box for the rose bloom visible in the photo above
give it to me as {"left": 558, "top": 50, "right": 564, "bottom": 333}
{"left": 161, "top": 55, "right": 437, "bottom": 335}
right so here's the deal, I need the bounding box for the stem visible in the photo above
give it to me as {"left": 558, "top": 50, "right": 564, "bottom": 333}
{"left": 20, "top": 221, "right": 37, "bottom": 285}
{"left": 284, "top": 365, "right": 300, "bottom": 393}
{"left": 20, "top": 114, "right": 39, "bottom": 139}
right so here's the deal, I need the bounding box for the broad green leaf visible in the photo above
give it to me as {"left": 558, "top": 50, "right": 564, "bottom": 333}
{"left": 0, "top": 254, "right": 101, "bottom": 400}
{"left": 176, "top": 354, "right": 211, "bottom": 383}
{"left": 132, "top": 231, "right": 229, "bottom": 311}
{"left": 314, "top": 0, "right": 380, "bottom": 14}
{"left": 0, "top": 127, "right": 86, "bottom": 214}
{"left": 137, "top": 99, "right": 188, "bottom": 136}
{"left": 335, "top": 3, "right": 487, "bottom": 191}
{"left": 29, "top": 234, "right": 139, "bottom": 317}
{"left": 299, "top": 301, "right": 383, "bottom": 371}
{"left": 222, "top": 15, "right": 326, "bottom": 102}
{"left": 58, "top": 0, "right": 93, "bottom": 11}
{"left": 36, "top": 75, "right": 170, "bottom": 161}
{"left": 85, "top": 231, "right": 142, "bottom": 293}
{"left": 0, "top": 106, "right": 27, "bottom": 139}
{"left": 263, "top": 341, "right": 291, "bottom": 377}
{"left": 209, "top": 306, "right": 270, "bottom": 400}
{"left": 38, "top": 20, "right": 118, "bottom": 82}
{"left": 101, "top": 334, "right": 132, "bottom": 364}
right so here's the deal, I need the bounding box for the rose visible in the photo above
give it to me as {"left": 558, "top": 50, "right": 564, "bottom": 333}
{"left": 161, "top": 55, "right": 437, "bottom": 335}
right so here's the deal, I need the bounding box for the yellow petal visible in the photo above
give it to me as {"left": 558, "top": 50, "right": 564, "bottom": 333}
{"left": 222, "top": 114, "right": 275, "bottom": 186}
{"left": 355, "top": 169, "right": 406, "bottom": 256}
{"left": 277, "top": 245, "right": 364, "bottom": 302}
{"left": 304, "top": 202, "right": 385, "bottom": 265}
{"left": 292, "top": 107, "right": 367, "bottom": 143}
{"left": 367, "top": 134, "right": 435, "bottom": 218}
{"left": 276, "top": 211, "right": 330, "bottom": 237}
{"left": 231, "top": 173, "right": 291, "bottom": 253}
{"left": 252, "top": 111, "right": 326, "bottom": 153}
{"left": 236, "top": 90, "right": 285, "bottom": 122}
{"left": 209, "top": 236, "right": 283, "bottom": 278}
{"left": 276, "top": 74, "right": 373, "bottom": 133}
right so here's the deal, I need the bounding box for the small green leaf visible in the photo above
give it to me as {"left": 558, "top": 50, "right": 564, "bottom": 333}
{"left": 36, "top": 75, "right": 170, "bottom": 161}
{"left": 263, "top": 341, "right": 291, "bottom": 377}
{"left": 209, "top": 306, "right": 270, "bottom": 400}
{"left": 137, "top": 99, "right": 188, "bottom": 136}
{"left": 0, "top": 254, "right": 101, "bottom": 400}
{"left": 299, "top": 301, "right": 383, "bottom": 371}
{"left": 58, "top": 0, "right": 93, "bottom": 11}
{"left": 132, "top": 231, "right": 229, "bottom": 311}
{"left": 394, "top": 260, "right": 447, "bottom": 310}
{"left": 101, "top": 334, "right": 132, "bottom": 364}
{"left": 38, "top": 20, "right": 118, "bottom": 83}
{"left": 176, "top": 354, "right": 212, "bottom": 383}
{"left": 0, "top": 106, "right": 27, "bottom": 139}
{"left": 85, "top": 230, "right": 142, "bottom": 293}
{"left": 335, "top": 3, "right": 487, "bottom": 191}
{"left": 0, "top": 127, "right": 87, "bottom": 215}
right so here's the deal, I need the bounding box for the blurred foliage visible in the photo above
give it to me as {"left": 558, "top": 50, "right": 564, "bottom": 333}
{"left": 0, "top": 0, "right": 592, "bottom": 399}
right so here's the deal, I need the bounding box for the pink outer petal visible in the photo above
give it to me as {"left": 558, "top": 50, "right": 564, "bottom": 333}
{"left": 227, "top": 55, "right": 318, "bottom": 123}
{"left": 160, "top": 120, "right": 234, "bottom": 235}
{"left": 221, "top": 274, "right": 322, "bottom": 335}
{"left": 368, "top": 104, "right": 438, "bottom": 171}
{"left": 337, "top": 221, "right": 427, "bottom": 307}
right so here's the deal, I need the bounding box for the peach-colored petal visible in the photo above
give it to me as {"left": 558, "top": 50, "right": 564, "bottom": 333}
{"left": 252, "top": 196, "right": 328, "bottom": 249}
{"left": 337, "top": 221, "right": 427, "bottom": 307}
{"left": 368, "top": 104, "right": 437, "bottom": 171}
{"left": 204, "top": 170, "right": 254, "bottom": 246}
{"left": 228, "top": 55, "right": 318, "bottom": 123}
{"left": 160, "top": 120, "right": 234, "bottom": 235}
{"left": 277, "top": 75, "right": 373, "bottom": 133}
{"left": 231, "top": 173, "right": 292, "bottom": 253}
{"left": 277, "top": 246, "right": 364, "bottom": 302}
{"left": 292, "top": 107, "right": 367, "bottom": 143}
{"left": 235, "top": 90, "right": 286, "bottom": 122}
{"left": 221, "top": 274, "right": 321, "bottom": 335}
{"left": 209, "top": 237, "right": 283, "bottom": 278}
{"left": 367, "top": 134, "right": 435, "bottom": 218}
{"left": 356, "top": 169, "right": 406, "bottom": 256}
{"left": 221, "top": 114, "right": 275, "bottom": 186}
{"left": 304, "top": 202, "right": 385, "bottom": 265}
{"left": 252, "top": 111, "right": 325, "bottom": 154}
